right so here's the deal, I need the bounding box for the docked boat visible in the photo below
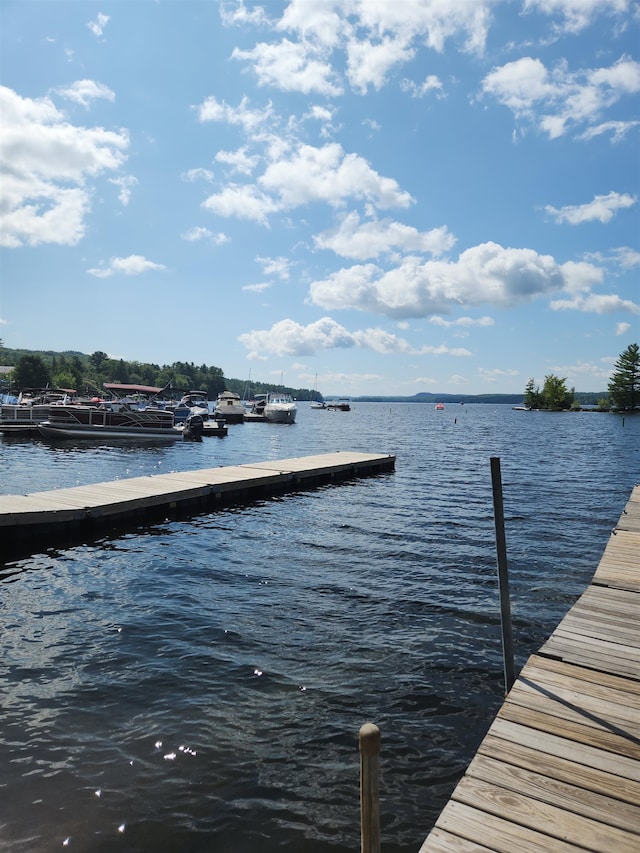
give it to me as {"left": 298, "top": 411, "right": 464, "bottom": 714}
{"left": 213, "top": 390, "right": 245, "bottom": 423}
{"left": 0, "top": 388, "right": 78, "bottom": 434}
{"left": 37, "top": 403, "right": 187, "bottom": 441}
{"left": 36, "top": 383, "right": 202, "bottom": 441}
{"left": 176, "top": 390, "right": 210, "bottom": 420}
{"left": 246, "top": 393, "right": 297, "bottom": 423}
{"left": 264, "top": 393, "right": 297, "bottom": 423}
{"left": 326, "top": 398, "right": 351, "bottom": 411}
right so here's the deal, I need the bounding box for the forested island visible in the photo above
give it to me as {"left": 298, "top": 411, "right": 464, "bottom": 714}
{"left": 0, "top": 342, "right": 637, "bottom": 411}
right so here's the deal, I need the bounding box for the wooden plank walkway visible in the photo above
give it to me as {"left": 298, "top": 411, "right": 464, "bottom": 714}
{"left": 0, "top": 451, "right": 394, "bottom": 555}
{"left": 420, "top": 484, "right": 640, "bottom": 853}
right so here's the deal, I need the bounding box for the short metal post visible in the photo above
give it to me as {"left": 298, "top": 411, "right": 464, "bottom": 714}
{"left": 359, "top": 723, "right": 380, "bottom": 853}
{"left": 490, "top": 457, "right": 516, "bottom": 693}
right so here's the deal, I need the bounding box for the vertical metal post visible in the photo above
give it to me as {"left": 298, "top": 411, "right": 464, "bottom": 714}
{"left": 359, "top": 723, "right": 380, "bottom": 853}
{"left": 490, "top": 457, "right": 516, "bottom": 693}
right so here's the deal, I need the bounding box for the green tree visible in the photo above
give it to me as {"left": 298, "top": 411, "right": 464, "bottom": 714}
{"left": 541, "top": 374, "right": 573, "bottom": 410}
{"left": 524, "top": 377, "right": 541, "bottom": 409}
{"left": 608, "top": 342, "right": 639, "bottom": 411}
{"left": 13, "top": 354, "right": 51, "bottom": 388}
{"left": 90, "top": 350, "right": 108, "bottom": 370}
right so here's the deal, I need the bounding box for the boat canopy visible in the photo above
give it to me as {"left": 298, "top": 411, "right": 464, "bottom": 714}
{"left": 103, "top": 383, "right": 165, "bottom": 396}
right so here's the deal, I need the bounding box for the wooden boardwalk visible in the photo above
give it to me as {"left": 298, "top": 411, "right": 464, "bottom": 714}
{"left": 0, "top": 451, "right": 394, "bottom": 555}
{"left": 420, "top": 484, "right": 640, "bottom": 852}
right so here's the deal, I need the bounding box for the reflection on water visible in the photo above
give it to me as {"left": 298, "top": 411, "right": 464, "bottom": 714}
{"left": 1, "top": 405, "right": 638, "bottom": 852}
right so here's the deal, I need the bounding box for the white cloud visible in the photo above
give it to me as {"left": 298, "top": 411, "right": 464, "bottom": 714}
{"left": 182, "top": 168, "right": 214, "bottom": 182}
{"left": 523, "top": 0, "right": 629, "bottom": 34}
{"left": 346, "top": 35, "right": 415, "bottom": 94}
{"left": 314, "top": 212, "right": 454, "bottom": 259}
{"left": 108, "top": 175, "right": 138, "bottom": 206}
{"left": 482, "top": 55, "right": 640, "bottom": 139}
{"left": 202, "top": 183, "right": 280, "bottom": 226}
{"left": 550, "top": 292, "right": 640, "bottom": 313}
{"left": 232, "top": 39, "right": 343, "bottom": 96}
{"left": 429, "top": 315, "right": 495, "bottom": 328}
{"left": 309, "top": 242, "right": 583, "bottom": 318}
{"left": 55, "top": 79, "right": 115, "bottom": 107}
{"left": 181, "top": 227, "right": 230, "bottom": 245}
{"left": 215, "top": 147, "right": 260, "bottom": 175}
{"left": 86, "top": 255, "right": 166, "bottom": 278}
{"left": 400, "top": 75, "right": 445, "bottom": 98}
{"left": 616, "top": 321, "right": 632, "bottom": 335}
{"left": 195, "top": 95, "right": 274, "bottom": 132}
{"left": 87, "top": 12, "right": 110, "bottom": 38}
{"left": 260, "top": 142, "right": 414, "bottom": 210}
{"left": 0, "top": 85, "right": 129, "bottom": 247}
{"left": 256, "top": 255, "right": 290, "bottom": 279}
{"left": 220, "top": 1, "right": 270, "bottom": 27}
{"left": 238, "top": 315, "right": 473, "bottom": 358}
{"left": 545, "top": 191, "right": 636, "bottom": 224}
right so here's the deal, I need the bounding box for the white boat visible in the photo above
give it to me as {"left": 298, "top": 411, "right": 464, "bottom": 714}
{"left": 310, "top": 400, "right": 326, "bottom": 409}
{"left": 176, "top": 390, "right": 210, "bottom": 420}
{"left": 264, "top": 393, "right": 297, "bottom": 423}
{"left": 213, "top": 390, "right": 245, "bottom": 423}
{"left": 248, "top": 393, "right": 297, "bottom": 423}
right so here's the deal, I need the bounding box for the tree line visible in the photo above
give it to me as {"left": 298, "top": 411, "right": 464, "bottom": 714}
{"left": 0, "top": 346, "right": 316, "bottom": 402}
{"left": 524, "top": 343, "right": 638, "bottom": 412}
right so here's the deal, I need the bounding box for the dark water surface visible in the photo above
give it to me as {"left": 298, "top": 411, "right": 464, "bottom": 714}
{"left": 1, "top": 403, "right": 638, "bottom": 852}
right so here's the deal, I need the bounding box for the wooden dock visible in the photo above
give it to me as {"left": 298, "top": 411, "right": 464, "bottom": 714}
{"left": 420, "top": 484, "right": 640, "bottom": 853}
{"left": 0, "top": 451, "right": 394, "bottom": 555}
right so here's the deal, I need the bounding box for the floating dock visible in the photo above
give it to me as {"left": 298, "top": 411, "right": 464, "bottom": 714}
{"left": 0, "top": 452, "right": 394, "bottom": 555}
{"left": 420, "top": 483, "right": 640, "bottom": 853}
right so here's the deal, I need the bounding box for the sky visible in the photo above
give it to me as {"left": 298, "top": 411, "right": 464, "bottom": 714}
{"left": 1, "top": 0, "right": 639, "bottom": 396}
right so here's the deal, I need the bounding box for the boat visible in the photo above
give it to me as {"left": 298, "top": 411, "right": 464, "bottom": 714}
{"left": 246, "top": 393, "right": 297, "bottom": 423}
{"left": 326, "top": 398, "right": 351, "bottom": 411}
{"left": 174, "top": 390, "right": 210, "bottom": 421}
{"left": 36, "top": 383, "right": 202, "bottom": 441}
{"left": 213, "top": 390, "right": 245, "bottom": 423}
{"left": 264, "top": 393, "right": 297, "bottom": 423}
{"left": 435, "top": 402, "right": 445, "bottom": 410}
{"left": 310, "top": 400, "right": 326, "bottom": 409}
{"left": 0, "top": 388, "right": 78, "bottom": 434}
{"left": 512, "top": 404, "right": 531, "bottom": 411}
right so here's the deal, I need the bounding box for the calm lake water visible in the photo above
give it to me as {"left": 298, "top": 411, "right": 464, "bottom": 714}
{"left": 1, "top": 403, "right": 638, "bottom": 852}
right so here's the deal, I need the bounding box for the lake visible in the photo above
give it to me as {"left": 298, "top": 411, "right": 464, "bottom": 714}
{"left": 1, "top": 402, "right": 638, "bottom": 852}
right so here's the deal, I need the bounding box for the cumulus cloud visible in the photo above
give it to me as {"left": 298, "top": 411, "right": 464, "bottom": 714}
{"left": 195, "top": 95, "right": 274, "bottom": 132}
{"left": 232, "top": 39, "right": 343, "bottom": 96}
{"left": 86, "top": 255, "right": 166, "bottom": 278}
{"left": 238, "top": 315, "right": 473, "bottom": 359}
{"left": 545, "top": 191, "right": 636, "bottom": 223}
{"left": 309, "top": 242, "right": 584, "bottom": 318}
{"left": 256, "top": 255, "right": 290, "bottom": 279}
{"left": 0, "top": 85, "right": 129, "bottom": 247}
{"left": 482, "top": 55, "right": 640, "bottom": 139}
{"left": 202, "top": 143, "right": 413, "bottom": 225}
{"left": 314, "top": 212, "right": 455, "bottom": 259}
{"left": 616, "top": 321, "right": 632, "bottom": 335}
{"left": 231, "top": 0, "right": 492, "bottom": 95}
{"left": 215, "top": 147, "right": 260, "bottom": 175}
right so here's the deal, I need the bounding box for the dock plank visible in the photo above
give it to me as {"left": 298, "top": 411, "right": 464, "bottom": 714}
{"left": 419, "top": 483, "right": 640, "bottom": 853}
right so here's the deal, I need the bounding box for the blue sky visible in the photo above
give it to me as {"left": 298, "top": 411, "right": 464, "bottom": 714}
{"left": 1, "top": 0, "right": 638, "bottom": 395}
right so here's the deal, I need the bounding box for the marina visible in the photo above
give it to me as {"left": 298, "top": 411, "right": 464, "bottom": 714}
{"left": 0, "top": 402, "right": 637, "bottom": 852}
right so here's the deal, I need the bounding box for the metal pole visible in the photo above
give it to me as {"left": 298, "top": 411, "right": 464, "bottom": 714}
{"left": 490, "top": 457, "right": 516, "bottom": 693}
{"left": 359, "top": 723, "right": 381, "bottom": 853}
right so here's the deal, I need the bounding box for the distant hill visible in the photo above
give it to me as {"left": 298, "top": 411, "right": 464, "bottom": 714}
{"left": 349, "top": 391, "right": 607, "bottom": 405}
